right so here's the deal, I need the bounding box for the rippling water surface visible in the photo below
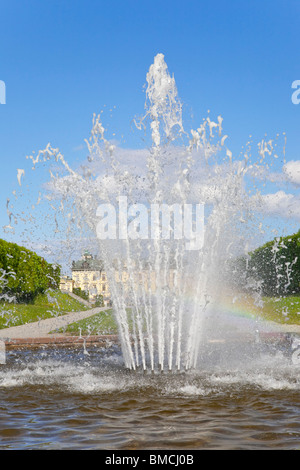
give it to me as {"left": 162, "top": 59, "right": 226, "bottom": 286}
{"left": 1, "top": 340, "right": 300, "bottom": 450}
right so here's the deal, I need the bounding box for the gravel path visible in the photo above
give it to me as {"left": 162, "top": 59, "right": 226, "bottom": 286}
{"left": 0, "top": 307, "right": 106, "bottom": 339}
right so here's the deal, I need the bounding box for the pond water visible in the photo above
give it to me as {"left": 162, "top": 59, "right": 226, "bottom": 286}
{"left": 0, "top": 335, "right": 299, "bottom": 450}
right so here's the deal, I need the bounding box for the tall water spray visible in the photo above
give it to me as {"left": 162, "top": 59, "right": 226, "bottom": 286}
{"left": 12, "top": 54, "right": 280, "bottom": 371}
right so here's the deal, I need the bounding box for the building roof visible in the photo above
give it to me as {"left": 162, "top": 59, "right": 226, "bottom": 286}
{"left": 72, "top": 252, "right": 104, "bottom": 272}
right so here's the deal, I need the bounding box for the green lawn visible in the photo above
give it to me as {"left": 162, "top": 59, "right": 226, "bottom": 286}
{"left": 234, "top": 295, "right": 300, "bottom": 325}
{"left": 1, "top": 290, "right": 299, "bottom": 335}
{"left": 260, "top": 296, "right": 300, "bottom": 325}
{"left": 61, "top": 296, "right": 300, "bottom": 336}
{"left": 60, "top": 308, "right": 118, "bottom": 335}
{"left": 0, "top": 289, "right": 89, "bottom": 330}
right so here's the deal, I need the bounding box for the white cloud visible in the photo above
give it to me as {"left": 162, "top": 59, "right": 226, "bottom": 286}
{"left": 283, "top": 160, "right": 300, "bottom": 186}
{"left": 248, "top": 159, "right": 300, "bottom": 188}
{"left": 259, "top": 190, "right": 300, "bottom": 220}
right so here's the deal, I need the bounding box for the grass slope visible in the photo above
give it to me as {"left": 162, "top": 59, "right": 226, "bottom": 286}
{"left": 231, "top": 295, "right": 300, "bottom": 326}
{"left": 61, "top": 308, "right": 118, "bottom": 335}
{"left": 60, "top": 296, "right": 300, "bottom": 337}
{"left": 260, "top": 296, "right": 300, "bottom": 325}
{"left": 0, "top": 290, "right": 89, "bottom": 330}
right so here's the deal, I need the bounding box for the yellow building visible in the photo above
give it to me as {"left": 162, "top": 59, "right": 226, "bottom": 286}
{"left": 60, "top": 251, "right": 179, "bottom": 306}
{"left": 59, "top": 275, "right": 74, "bottom": 293}
{"left": 71, "top": 251, "right": 111, "bottom": 305}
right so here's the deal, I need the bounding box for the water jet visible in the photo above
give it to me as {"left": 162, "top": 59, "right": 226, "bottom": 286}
{"left": 6, "top": 54, "right": 297, "bottom": 374}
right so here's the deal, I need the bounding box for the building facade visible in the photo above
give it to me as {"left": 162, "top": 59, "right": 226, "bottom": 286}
{"left": 59, "top": 275, "right": 74, "bottom": 293}
{"left": 60, "top": 251, "right": 179, "bottom": 306}
{"left": 70, "top": 251, "right": 111, "bottom": 305}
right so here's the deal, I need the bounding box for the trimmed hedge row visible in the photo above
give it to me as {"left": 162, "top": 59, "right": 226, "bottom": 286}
{"left": 0, "top": 239, "right": 60, "bottom": 302}
{"left": 235, "top": 231, "right": 300, "bottom": 296}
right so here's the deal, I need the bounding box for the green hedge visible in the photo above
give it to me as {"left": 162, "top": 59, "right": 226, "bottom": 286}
{"left": 246, "top": 231, "right": 300, "bottom": 296}
{"left": 73, "top": 287, "right": 89, "bottom": 301}
{"left": 0, "top": 239, "right": 61, "bottom": 302}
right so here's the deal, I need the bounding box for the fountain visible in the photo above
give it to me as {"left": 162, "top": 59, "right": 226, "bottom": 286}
{"left": 3, "top": 54, "right": 295, "bottom": 372}
{"left": 1, "top": 54, "right": 300, "bottom": 451}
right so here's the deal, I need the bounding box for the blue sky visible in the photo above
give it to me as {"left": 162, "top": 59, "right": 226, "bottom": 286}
{"left": 1, "top": 0, "right": 300, "bottom": 260}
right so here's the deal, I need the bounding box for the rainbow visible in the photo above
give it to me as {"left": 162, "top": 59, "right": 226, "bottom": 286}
{"left": 182, "top": 289, "right": 272, "bottom": 325}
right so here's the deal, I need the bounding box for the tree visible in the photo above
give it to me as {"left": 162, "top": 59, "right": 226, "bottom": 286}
{"left": 94, "top": 294, "right": 104, "bottom": 307}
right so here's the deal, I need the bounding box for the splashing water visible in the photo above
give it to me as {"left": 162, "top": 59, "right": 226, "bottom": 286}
{"left": 8, "top": 54, "right": 288, "bottom": 371}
